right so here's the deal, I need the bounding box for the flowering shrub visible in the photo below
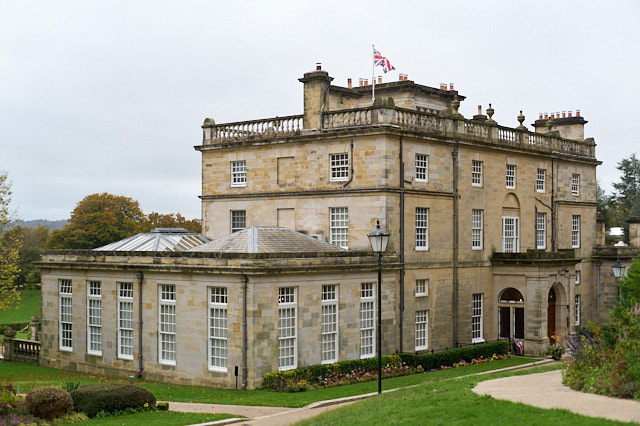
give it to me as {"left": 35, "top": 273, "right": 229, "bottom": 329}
{"left": 563, "top": 303, "right": 640, "bottom": 399}
{"left": 0, "top": 383, "right": 20, "bottom": 415}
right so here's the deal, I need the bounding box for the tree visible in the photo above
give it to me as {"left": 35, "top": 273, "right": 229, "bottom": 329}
{"left": 1, "top": 225, "right": 49, "bottom": 286}
{"left": 46, "top": 193, "right": 146, "bottom": 249}
{"left": 143, "top": 212, "right": 201, "bottom": 234}
{"left": 612, "top": 153, "right": 640, "bottom": 219}
{"left": 0, "top": 172, "right": 21, "bottom": 310}
{"left": 618, "top": 253, "right": 640, "bottom": 308}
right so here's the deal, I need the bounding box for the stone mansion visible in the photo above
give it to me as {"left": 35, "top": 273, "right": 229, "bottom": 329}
{"left": 39, "top": 65, "right": 634, "bottom": 389}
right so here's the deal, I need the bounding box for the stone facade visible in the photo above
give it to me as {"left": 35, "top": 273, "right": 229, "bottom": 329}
{"left": 41, "top": 66, "right": 629, "bottom": 390}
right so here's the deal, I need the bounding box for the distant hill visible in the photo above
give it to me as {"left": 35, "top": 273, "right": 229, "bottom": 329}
{"left": 9, "top": 219, "right": 67, "bottom": 230}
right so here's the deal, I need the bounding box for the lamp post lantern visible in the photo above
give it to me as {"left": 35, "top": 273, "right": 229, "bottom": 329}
{"left": 612, "top": 257, "right": 625, "bottom": 282}
{"left": 368, "top": 219, "right": 390, "bottom": 395}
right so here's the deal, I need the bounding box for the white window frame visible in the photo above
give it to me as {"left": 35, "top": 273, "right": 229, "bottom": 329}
{"left": 415, "top": 154, "right": 428, "bottom": 182}
{"left": 574, "top": 294, "right": 581, "bottom": 325}
{"left": 472, "top": 209, "right": 483, "bottom": 250}
{"left": 415, "top": 279, "right": 429, "bottom": 297}
{"left": 159, "top": 284, "right": 177, "bottom": 365}
{"left": 87, "top": 281, "right": 102, "bottom": 356}
{"left": 537, "top": 169, "right": 546, "bottom": 193}
{"left": 321, "top": 285, "right": 338, "bottom": 364}
{"left": 415, "top": 207, "right": 429, "bottom": 251}
{"left": 571, "top": 173, "right": 580, "bottom": 196}
{"left": 502, "top": 216, "right": 520, "bottom": 253}
{"left": 208, "top": 287, "right": 228, "bottom": 372}
{"left": 536, "top": 212, "right": 546, "bottom": 250}
{"left": 117, "top": 282, "right": 134, "bottom": 360}
{"left": 472, "top": 293, "right": 484, "bottom": 343}
{"left": 415, "top": 310, "right": 428, "bottom": 350}
{"left": 575, "top": 270, "right": 581, "bottom": 285}
{"left": 572, "top": 215, "right": 581, "bottom": 248}
{"left": 330, "top": 207, "right": 349, "bottom": 249}
{"left": 472, "top": 160, "right": 483, "bottom": 187}
{"left": 506, "top": 164, "right": 516, "bottom": 189}
{"left": 231, "top": 210, "right": 246, "bottom": 233}
{"left": 330, "top": 153, "right": 349, "bottom": 182}
{"left": 231, "top": 160, "right": 247, "bottom": 187}
{"left": 59, "top": 279, "right": 73, "bottom": 351}
{"left": 360, "top": 283, "right": 375, "bottom": 359}
{"left": 278, "top": 287, "right": 297, "bottom": 370}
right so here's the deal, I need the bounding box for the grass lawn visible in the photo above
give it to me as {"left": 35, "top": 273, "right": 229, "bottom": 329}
{"left": 298, "top": 365, "right": 633, "bottom": 425}
{"left": 0, "top": 288, "right": 41, "bottom": 325}
{"left": 0, "top": 357, "right": 537, "bottom": 408}
{"left": 3, "top": 359, "right": 622, "bottom": 425}
{"left": 77, "top": 411, "right": 237, "bottom": 425}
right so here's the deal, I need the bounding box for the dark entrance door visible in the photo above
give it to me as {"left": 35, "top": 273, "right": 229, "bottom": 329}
{"left": 499, "top": 306, "right": 510, "bottom": 339}
{"left": 548, "top": 288, "right": 556, "bottom": 338}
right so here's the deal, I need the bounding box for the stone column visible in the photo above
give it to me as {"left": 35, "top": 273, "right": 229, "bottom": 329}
{"left": 596, "top": 212, "right": 606, "bottom": 246}
{"left": 628, "top": 216, "right": 640, "bottom": 247}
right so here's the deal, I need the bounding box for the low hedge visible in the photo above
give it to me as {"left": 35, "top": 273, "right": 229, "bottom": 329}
{"left": 69, "top": 383, "right": 156, "bottom": 418}
{"left": 262, "top": 354, "right": 402, "bottom": 391}
{"left": 399, "top": 340, "right": 509, "bottom": 370}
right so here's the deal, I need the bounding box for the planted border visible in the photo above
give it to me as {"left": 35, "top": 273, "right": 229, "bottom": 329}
{"left": 263, "top": 342, "right": 509, "bottom": 392}
{"left": 399, "top": 341, "right": 509, "bottom": 370}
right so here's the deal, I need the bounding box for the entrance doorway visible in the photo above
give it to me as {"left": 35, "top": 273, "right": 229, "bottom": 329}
{"left": 498, "top": 288, "right": 524, "bottom": 340}
{"left": 547, "top": 287, "right": 556, "bottom": 338}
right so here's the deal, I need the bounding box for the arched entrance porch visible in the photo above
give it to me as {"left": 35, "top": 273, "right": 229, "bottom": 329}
{"left": 498, "top": 288, "right": 524, "bottom": 341}
{"left": 547, "top": 283, "right": 567, "bottom": 339}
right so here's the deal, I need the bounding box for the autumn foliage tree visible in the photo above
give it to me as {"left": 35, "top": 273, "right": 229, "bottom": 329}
{"left": 46, "top": 193, "right": 201, "bottom": 249}
{"left": 47, "top": 193, "right": 146, "bottom": 249}
{"left": 143, "top": 212, "right": 201, "bottom": 234}
{"left": 0, "top": 171, "right": 21, "bottom": 310}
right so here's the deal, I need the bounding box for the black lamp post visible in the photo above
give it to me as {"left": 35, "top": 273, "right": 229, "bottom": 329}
{"left": 368, "top": 219, "right": 390, "bottom": 395}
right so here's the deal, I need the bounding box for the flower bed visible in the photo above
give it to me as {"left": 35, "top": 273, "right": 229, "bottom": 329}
{"left": 262, "top": 341, "right": 510, "bottom": 392}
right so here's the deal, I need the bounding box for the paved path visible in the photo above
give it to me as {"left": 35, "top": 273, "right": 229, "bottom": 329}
{"left": 473, "top": 369, "right": 640, "bottom": 424}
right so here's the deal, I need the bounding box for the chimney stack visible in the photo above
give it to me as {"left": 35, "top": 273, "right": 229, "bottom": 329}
{"left": 347, "top": 78, "right": 352, "bottom": 88}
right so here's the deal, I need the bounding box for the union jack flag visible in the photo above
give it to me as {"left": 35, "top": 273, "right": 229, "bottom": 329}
{"left": 373, "top": 48, "right": 395, "bottom": 73}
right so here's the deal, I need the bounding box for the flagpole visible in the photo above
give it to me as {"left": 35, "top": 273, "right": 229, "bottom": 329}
{"left": 371, "top": 44, "right": 375, "bottom": 103}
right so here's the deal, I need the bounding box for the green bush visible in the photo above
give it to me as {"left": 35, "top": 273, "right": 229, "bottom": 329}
{"left": 399, "top": 341, "right": 509, "bottom": 371}
{"left": 52, "top": 412, "right": 90, "bottom": 424}
{"left": 70, "top": 383, "right": 156, "bottom": 418}
{"left": 0, "top": 382, "right": 20, "bottom": 415}
{"left": 564, "top": 304, "right": 640, "bottom": 399}
{"left": 25, "top": 386, "right": 73, "bottom": 420}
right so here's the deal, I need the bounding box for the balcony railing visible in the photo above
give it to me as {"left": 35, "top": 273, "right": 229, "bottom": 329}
{"left": 201, "top": 107, "right": 595, "bottom": 158}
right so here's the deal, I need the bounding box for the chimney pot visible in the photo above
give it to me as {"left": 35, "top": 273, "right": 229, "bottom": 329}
{"left": 364, "top": 79, "right": 368, "bottom": 86}
{"left": 347, "top": 78, "right": 352, "bottom": 88}
{"left": 449, "top": 83, "right": 454, "bottom": 91}
{"left": 316, "top": 63, "right": 322, "bottom": 71}
{"left": 539, "top": 113, "right": 543, "bottom": 119}
{"left": 359, "top": 78, "right": 363, "bottom": 87}
{"left": 550, "top": 114, "right": 555, "bottom": 119}
{"left": 378, "top": 76, "right": 382, "bottom": 84}
{"left": 478, "top": 105, "right": 482, "bottom": 115}
{"left": 544, "top": 113, "right": 549, "bottom": 119}
{"left": 562, "top": 111, "right": 566, "bottom": 118}
{"left": 568, "top": 111, "right": 573, "bottom": 117}
{"left": 576, "top": 109, "right": 580, "bottom": 117}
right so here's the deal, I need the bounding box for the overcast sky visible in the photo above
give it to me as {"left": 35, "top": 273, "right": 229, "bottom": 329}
{"left": 2, "top": 0, "right": 639, "bottom": 221}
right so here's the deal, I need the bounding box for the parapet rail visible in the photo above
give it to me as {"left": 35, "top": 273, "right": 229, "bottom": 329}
{"left": 201, "top": 107, "right": 595, "bottom": 158}
{"left": 1, "top": 337, "right": 40, "bottom": 363}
